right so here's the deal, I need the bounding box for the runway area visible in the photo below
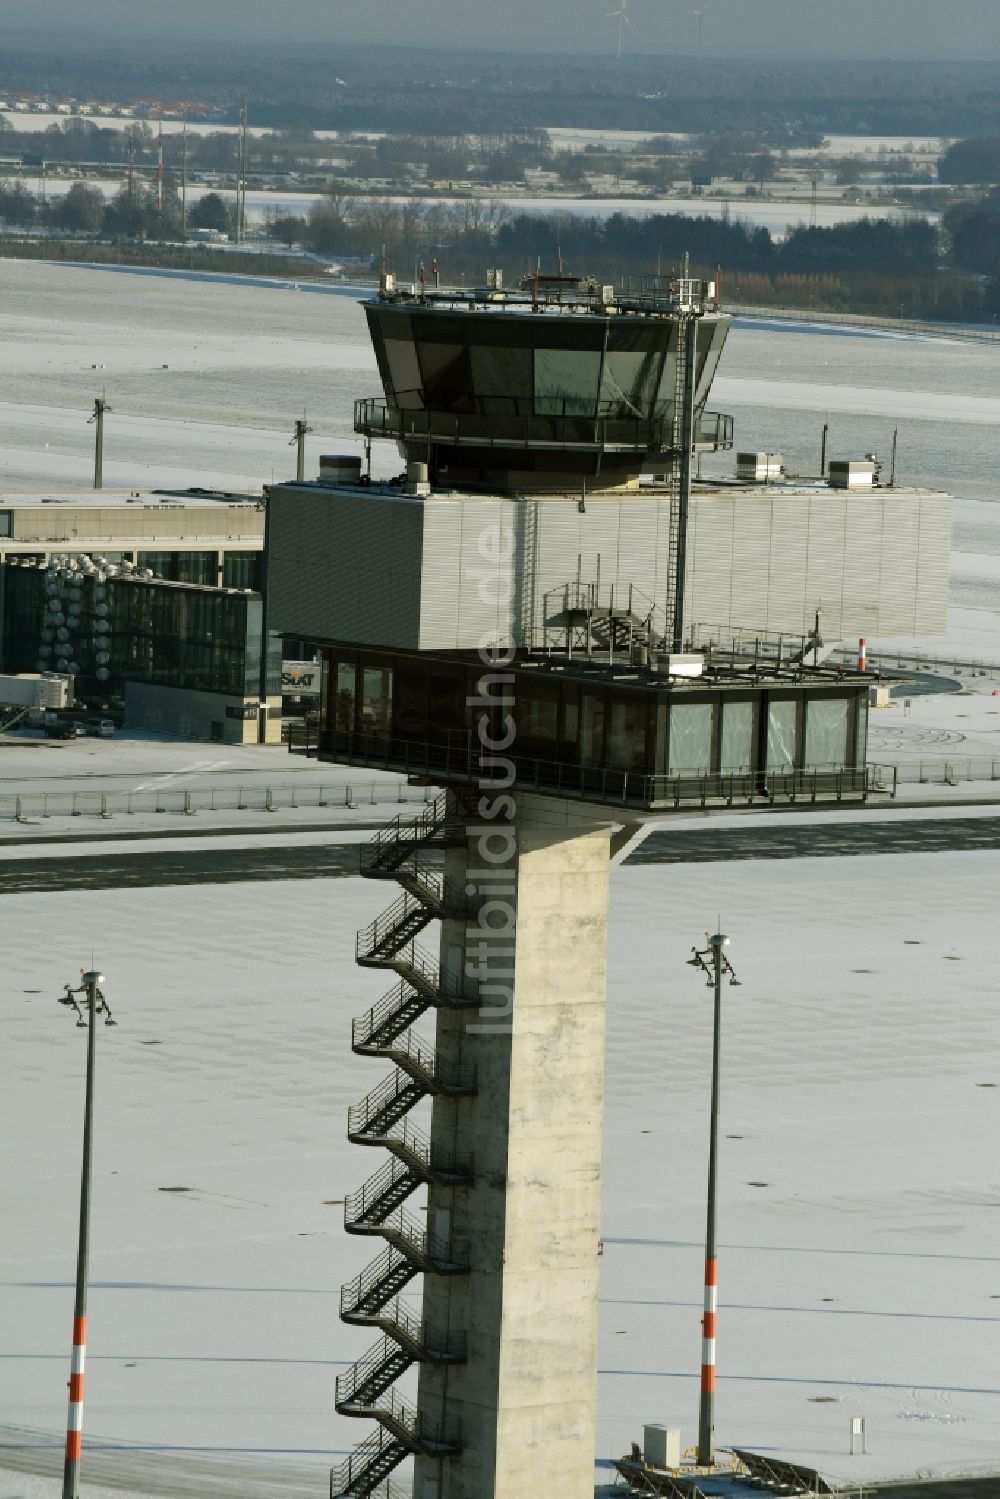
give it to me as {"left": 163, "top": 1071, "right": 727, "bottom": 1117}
{"left": 0, "top": 812, "right": 999, "bottom": 892}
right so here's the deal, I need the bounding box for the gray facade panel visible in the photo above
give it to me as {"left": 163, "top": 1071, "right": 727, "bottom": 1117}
{"left": 268, "top": 487, "right": 424, "bottom": 648}
{"left": 686, "top": 489, "right": 951, "bottom": 640}
{"left": 269, "top": 482, "right": 951, "bottom": 654}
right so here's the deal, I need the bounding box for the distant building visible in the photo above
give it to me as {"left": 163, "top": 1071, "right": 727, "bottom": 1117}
{"left": 0, "top": 557, "right": 281, "bottom": 743}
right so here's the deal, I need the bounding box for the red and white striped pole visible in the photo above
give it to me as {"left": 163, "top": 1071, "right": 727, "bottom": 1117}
{"left": 65, "top": 1312, "right": 86, "bottom": 1480}
{"left": 697, "top": 933, "right": 726, "bottom": 1467}
{"left": 857, "top": 637, "right": 867, "bottom": 673}
{"left": 688, "top": 934, "right": 740, "bottom": 1467}
{"left": 60, "top": 970, "right": 107, "bottom": 1499}
{"left": 700, "top": 1254, "right": 717, "bottom": 1415}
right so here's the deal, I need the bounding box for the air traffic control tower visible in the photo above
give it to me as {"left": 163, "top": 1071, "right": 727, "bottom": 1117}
{"left": 265, "top": 271, "right": 950, "bottom": 1499}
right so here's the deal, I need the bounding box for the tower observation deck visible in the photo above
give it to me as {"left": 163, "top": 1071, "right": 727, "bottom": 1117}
{"left": 358, "top": 272, "right": 733, "bottom": 494}
{"left": 264, "top": 269, "right": 950, "bottom": 1499}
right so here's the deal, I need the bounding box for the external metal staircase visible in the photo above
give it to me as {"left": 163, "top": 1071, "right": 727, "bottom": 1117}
{"left": 332, "top": 793, "right": 474, "bottom": 1498}
{"left": 545, "top": 579, "right": 669, "bottom": 657}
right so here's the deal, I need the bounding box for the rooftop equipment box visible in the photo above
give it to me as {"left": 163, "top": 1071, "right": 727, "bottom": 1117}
{"left": 737, "top": 451, "right": 783, "bottom": 481}
{"left": 643, "top": 1425, "right": 682, "bottom": 1469}
{"left": 829, "top": 460, "right": 875, "bottom": 489}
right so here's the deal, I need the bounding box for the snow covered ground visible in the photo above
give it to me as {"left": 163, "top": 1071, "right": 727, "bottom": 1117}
{"left": 13, "top": 174, "right": 939, "bottom": 236}
{"left": 2, "top": 811, "right": 1000, "bottom": 1494}
{"left": 2, "top": 257, "right": 1000, "bottom": 1495}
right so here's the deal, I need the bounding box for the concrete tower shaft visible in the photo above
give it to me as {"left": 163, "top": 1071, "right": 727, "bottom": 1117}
{"left": 415, "top": 796, "right": 612, "bottom": 1498}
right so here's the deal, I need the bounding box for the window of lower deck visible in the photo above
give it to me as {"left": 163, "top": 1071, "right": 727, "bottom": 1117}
{"left": 668, "top": 701, "right": 714, "bottom": 775}
{"left": 804, "top": 696, "right": 851, "bottom": 769}
{"left": 766, "top": 699, "right": 798, "bottom": 772}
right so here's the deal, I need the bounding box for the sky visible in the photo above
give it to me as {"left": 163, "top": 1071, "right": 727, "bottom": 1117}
{"left": 9, "top": 0, "right": 1000, "bottom": 61}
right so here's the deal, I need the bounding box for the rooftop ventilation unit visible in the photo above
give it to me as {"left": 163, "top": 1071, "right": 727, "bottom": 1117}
{"left": 828, "top": 460, "right": 875, "bottom": 490}
{"left": 318, "top": 454, "right": 362, "bottom": 486}
{"left": 654, "top": 652, "right": 705, "bottom": 678}
{"left": 737, "top": 451, "right": 784, "bottom": 482}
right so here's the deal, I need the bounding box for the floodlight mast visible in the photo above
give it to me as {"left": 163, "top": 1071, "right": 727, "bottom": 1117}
{"left": 58, "top": 970, "right": 116, "bottom": 1499}
{"left": 687, "top": 931, "right": 741, "bottom": 1466}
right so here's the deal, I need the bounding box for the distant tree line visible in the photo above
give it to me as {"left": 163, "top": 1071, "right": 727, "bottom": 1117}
{"left": 2, "top": 41, "right": 999, "bottom": 138}
{"left": 2, "top": 179, "right": 997, "bottom": 322}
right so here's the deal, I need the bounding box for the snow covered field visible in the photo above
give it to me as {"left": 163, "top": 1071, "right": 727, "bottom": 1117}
{"left": 2, "top": 813, "right": 1000, "bottom": 1493}
{"left": 2, "top": 257, "right": 1000, "bottom": 1495}
{"left": 15, "top": 173, "right": 941, "bottom": 236}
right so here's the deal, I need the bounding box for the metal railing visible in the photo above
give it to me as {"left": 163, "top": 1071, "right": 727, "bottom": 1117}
{"left": 335, "top": 1335, "right": 411, "bottom": 1412}
{"left": 321, "top": 731, "right": 870, "bottom": 809}
{"left": 341, "top": 1246, "right": 416, "bottom": 1322}
{"left": 0, "top": 777, "right": 434, "bottom": 823}
{"left": 361, "top": 792, "right": 452, "bottom": 874}
{"left": 834, "top": 646, "right": 1000, "bottom": 680}
{"left": 345, "top": 1158, "right": 419, "bottom": 1229}
{"left": 329, "top": 1426, "right": 408, "bottom": 1499}
{"left": 352, "top": 981, "right": 425, "bottom": 1052}
{"left": 378, "top": 1027, "right": 476, "bottom": 1096}
{"left": 354, "top": 396, "right": 733, "bottom": 455}
{"left": 348, "top": 1070, "right": 424, "bottom": 1144}
{"left": 728, "top": 301, "right": 1000, "bottom": 345}
{"left": 871, "top": 758, "right": 1000, "bottom": 789}
{"left": 356, "top": 890, "right": 436, "bottom": 964}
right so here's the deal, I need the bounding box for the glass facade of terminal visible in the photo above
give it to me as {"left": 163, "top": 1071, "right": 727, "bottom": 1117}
{"left": 0, "top": 563, "right": 279, "bottom": 701}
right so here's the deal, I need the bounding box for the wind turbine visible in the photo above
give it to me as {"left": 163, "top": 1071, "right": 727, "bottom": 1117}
{"left": 608, "top": 0, "right": 633, "bottom": 59}
{"left": 692, "top": 3, "right": 709, "bottom": 61}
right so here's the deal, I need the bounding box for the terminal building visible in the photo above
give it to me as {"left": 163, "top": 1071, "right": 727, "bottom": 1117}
{"left": 262, "top": 272, "right": 952, "bottom": 1497}
{"left": 0, "top": 489, "right": 296, "bottom": 741}
{"left": 0, "top": 487, "right": 265, "bottom": 586}
{"left": 0, "top": 555, "right": 281, "bottom": 743}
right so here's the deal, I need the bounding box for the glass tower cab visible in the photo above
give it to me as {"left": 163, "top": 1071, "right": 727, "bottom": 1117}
{"left": 358, "top": 272, "right": 733, "bottom": 494}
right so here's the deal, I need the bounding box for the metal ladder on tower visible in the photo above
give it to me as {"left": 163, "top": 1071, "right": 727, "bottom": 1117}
{"left": 331, "top": 793, "right": 475, "bottom": 1499}
{"left": 663, "top": 314, "right": 690, "bottom": 650}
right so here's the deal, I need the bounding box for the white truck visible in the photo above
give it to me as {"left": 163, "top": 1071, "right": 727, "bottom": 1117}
{"left": 0, "top": 673, "right": 73, "bottom": 710}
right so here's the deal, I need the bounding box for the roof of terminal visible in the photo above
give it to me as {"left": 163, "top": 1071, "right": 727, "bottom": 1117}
{"left": 0, "top": 487, "right": 262, "bottom": 509}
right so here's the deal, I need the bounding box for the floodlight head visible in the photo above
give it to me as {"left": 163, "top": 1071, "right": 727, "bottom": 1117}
{"left": 104, "top": 1016, "right": 117, "bottom": 1027}
{"left": 729, "top": 977, "right": 742, "bottom": 987}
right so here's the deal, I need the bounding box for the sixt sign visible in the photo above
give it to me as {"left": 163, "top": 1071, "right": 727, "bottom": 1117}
{"left": 281, "top": 661, "right": 322, "bottom": 695}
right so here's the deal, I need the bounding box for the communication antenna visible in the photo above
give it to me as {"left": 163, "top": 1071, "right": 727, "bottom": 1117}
{"left": 289, "top": 416, "right": 314, "bottom": 483}
{"left": 88, "top": 395, "right": 111, "bottom": 490}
